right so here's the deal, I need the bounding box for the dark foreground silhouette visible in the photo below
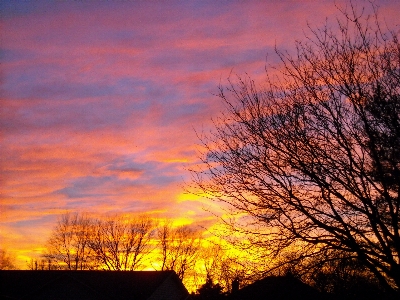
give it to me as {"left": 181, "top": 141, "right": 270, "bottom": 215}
{"left": 0, "top": 270, "right": 190, "bottom": 300}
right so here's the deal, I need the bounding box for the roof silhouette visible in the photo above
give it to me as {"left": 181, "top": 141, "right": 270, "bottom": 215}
{"left": 0, "top": 270, "right": 189, "bottom": 300}
{"left": 228, "top": 274, "right": 322, "bottom": 300}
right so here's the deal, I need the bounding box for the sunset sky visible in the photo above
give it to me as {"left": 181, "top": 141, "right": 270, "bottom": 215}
{"left": 1, "top": 0, "right": 400, "bottom": 268}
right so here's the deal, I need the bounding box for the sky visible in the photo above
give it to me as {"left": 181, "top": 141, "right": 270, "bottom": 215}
{"left": 1, "top": 0, "right": 400, "bottom": 268}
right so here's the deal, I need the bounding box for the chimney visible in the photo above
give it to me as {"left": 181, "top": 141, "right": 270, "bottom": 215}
{"left": 232, "top": 277, "right": 239, "bottom": 294}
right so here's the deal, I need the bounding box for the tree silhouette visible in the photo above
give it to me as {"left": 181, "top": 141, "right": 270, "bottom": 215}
{"left": 89, "top": 215, "right": 154, "bottom": 270}
{"left": 196, "top": 275, "right": 224, "bottom": 300}
{"left": 45, "top": 212, "right": 95, "bottom": 270}
{"left": 157, "top": 222, "right": 201, "bottom": 281}
{"left": 0, "top": 249, "right": 16, "bottom": 270}
{"left": 193, "top": 5, "right": 400, "bottom": 294}
{"left": 45, "top": 213, "right": 155, "bottom": 271}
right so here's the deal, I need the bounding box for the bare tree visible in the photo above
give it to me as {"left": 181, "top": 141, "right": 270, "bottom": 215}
{"left": 121, "top": 216, "right": 155, "bottom": 270}
{"left": 193, "top": 5, "right": 400, "bottom": 294}
{"left": 89, "top": 217, "right": 123, "bottom": 270}
{"left": 306, "top": 251, "right": 383, "bottom": 299}
{"left": 27, "top": 258, "right": 57, "bottom": 270}
{"left": 216, "top": 254, "right": 258, "bottom": 293}
{"left": 45, "top": 212, "right": 95, "bottom": 270}
{"left": 200, "top": 244, "right": 225, "bottom": 282}
{"left": 0, "top": 249, "right": 16, "bottom": 270}
{"left": 45, "top": 213, "right": 155, "bottom": 271}
{"left": 89, "top": 215, "right": 154, "bottom": 270}
{"left": 157, "top": 222, "right": 201, "bottom": 281}
{"left": 198, "top": 244, "right": 248, "bottom": 292}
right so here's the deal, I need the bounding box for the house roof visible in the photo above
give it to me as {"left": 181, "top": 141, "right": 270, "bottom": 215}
{"left": 0, "top": 270, "right": 189, "bottom": 300}
{"left": 229, "top": 274, "right": 322, "bottom": 300}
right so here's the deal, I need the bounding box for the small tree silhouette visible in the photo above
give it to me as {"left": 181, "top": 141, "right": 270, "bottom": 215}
{"left": 197, "top": 275, "right": 224, "bottom": 300}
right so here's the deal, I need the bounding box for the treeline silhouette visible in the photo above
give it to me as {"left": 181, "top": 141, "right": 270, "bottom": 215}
{"left": 27, "top": 212, "right": 253, "bottom": 293}
{"left": 21, "top": 212, "right": 393, "bottom": 299}
{"left": 31, "top": 213, "right": 199, "bottom": 278}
